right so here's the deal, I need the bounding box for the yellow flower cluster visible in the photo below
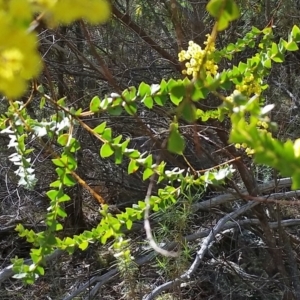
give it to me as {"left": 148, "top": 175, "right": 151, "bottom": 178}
{"left": 256, "top": 120, "right": 269, "bottom": 129}
{"left": 178, "top": 35, "right": 218, "bottom": 78}
{"left": 0, "top": 0, "right": 41, "bottom": 98}
{"left": 0, "top": 0, "right": 111, "bottom": 98}
{"left": 236, "top": 74, "right": 262, "bottom": 96}
{"left": 235, "top": 142, "right": 255, "bottom": 156}
{"left": 235, "top": 120, "right": 270, "bottom": 156}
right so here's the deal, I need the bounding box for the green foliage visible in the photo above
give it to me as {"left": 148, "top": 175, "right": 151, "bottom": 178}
{"left": 207, "top": 0, "right": 240, "bottom": 30}
{"left": 2, "top": 0, "right": 300, "bottom": 285}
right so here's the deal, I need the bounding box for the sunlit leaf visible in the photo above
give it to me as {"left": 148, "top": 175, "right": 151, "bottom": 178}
{"left": 167, "top": 124, "right": 185, "bottom": 154}
{"left": 94, "top": 122, "right": 106, "bottom": 134}
{"left": 100, "top": 143, "right": 114, "bottom": 158}
{"left": 90, "top": 96, "right": 101, "bottom": 112}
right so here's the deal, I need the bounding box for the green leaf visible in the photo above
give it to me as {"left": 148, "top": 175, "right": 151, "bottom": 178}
{"left": 121, "top": 139, "right": 130, "bottom": 152}
{"left": 55, "top": 223, "right": 63, "bottom": 231}
{"left": 122, "top": 86, "right": 137, "bottom": 102}
{"left": 63, "top": 174, "right": 76, "bottom": 186}
{"left": 179, "top": 102, "right": 197, "bottom": 123}
{"left": 100, "top": 143, "right": 114, "bottom": 158}
{"left": 143, "top": 168, "right": 154, "bottom": 180}
{"left": 100, "top": 97, "right": 109, "bottom": 110}
{"left": 142, "top": 96, "right": 153, "bottom": 109}
{"left": 126, "top": 219, "right": 133, "bottom": 230}
{"left": 39, "top": 96, "right": 46, "bottom": 109}
{"left": 292, "top": 25, "right": 300, "bottom": 43}
{"left": 114, "top": 147, "right": 123, "bottom": 164}
{"left": 154, "top": 95, "right": 167, "bottom": 106}
{"left": 37, "top": 85, "right": 44, "bottom": 94}
{"left": 224, "top": 0, "right": 240, "bottom": 19}
{"left": 166, "top": 78, "right": 179, "bottom": 91}
{"left": 207, "top": 0, "right": 223, "bottom": 17}
{"left": 144, "top": 155, "right": 153, "bottom": 168}
{"left": 52, "top": 159, "right": 65, "bottom": 167}
{"left": 128, "top": 159, "right": 139, "bottom": 174}
{"left": 191, "top": 86, "right": 209, "bottom": 100}
{"left": 50, "top": 180, "right": 61, "bottom": 188}
{"left": 285, "top": 41, "right": 298, "bottom": 51}
{"left": 270, "top": 42, "right": 284, "bottom": 62}
{"left": 207, "top": 0, "right": 240, "bottom": 31}
{"left": 36, "top": 266, "right": 45, "bottom": 276}
{"left": 46, "top": 190, "right": 59, "bottom": 201}
{"left": 57, "top": 97, "right": 66, "bottom": 106}
{"left": 75, "top": 108, "right": 82, "bottom": 116}
{"left": 94, "top": 122, "right": 106, "bottom": 134}
{"left": 123, "top": 102, "right": 137, "bottom": 115}
{"left": 57, "top": 206, "right": 67, "bottom": 217}
{"left": 125, "top": 149, "right": 140, "bottom": 159}
{"left": 79, "top": 240, "right": 89, "bottom": 251}
{"left": 113, "top": 135, "right": 122, "bottom": 144}
{"left": 57, "top": 134, "right": 70, "bottom": 146}
{"left": 102, "top": 128, "right": 112, "bottom": 141}
{"left": 69, "top": 138, "right": 81, "bottom": 152}
{"left": 170, "top": 84, "right": 185, "bottom": 105}
{"left": 167, "top": 124, "right": 185, "bottom": 154}
{"left": 138, "top": 82, "right": 151, "bottom": 97}
{"left": 64, "top": 237, "right": 75, "bottom": 246}
{"left": 58, "top": 193, "right": 70, "bottom": 202}
{"left": 107, "top": 106, "right": 123, "bottom": 116}
{"left": 90, "top": 96, "right": 101, "bottom": 112}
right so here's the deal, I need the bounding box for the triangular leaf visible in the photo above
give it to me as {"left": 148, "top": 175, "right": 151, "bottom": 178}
{"left": 100, "top": 143, "right": 114, "bottom": 158}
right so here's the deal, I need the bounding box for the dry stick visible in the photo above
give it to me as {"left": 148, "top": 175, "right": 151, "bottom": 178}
{"left": 0, "top": 177, "right": 294, "bottom": 284}
{"left": 169, "top": 0, "right": 185, "bottom": 51}
{"left": 1, "top": 178, "right": 297, "bottom": 296}
{"left": 111, "top": 4, "right": 182, "bottom": 72}
{"left": 142, "top": 201, "right": 259, "bottom": 300}
{"left": 66, "top": 217, "right": 300, "bottom": 300}
{"left": 144, "top": 174, "right": 179, "bottom": 258}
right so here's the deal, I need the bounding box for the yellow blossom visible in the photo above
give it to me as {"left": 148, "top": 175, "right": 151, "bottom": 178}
{"left": 178, "top": 36, "right": 218, "bottom": 79}
{"left": 0, "top": 0, "right": 111, "bottom": 98}
{"left": 246, "top": 148, "right": 255, "bottom": 156}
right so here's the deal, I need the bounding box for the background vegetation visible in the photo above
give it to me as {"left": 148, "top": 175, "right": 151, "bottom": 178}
{"left": 1, "top": 0, "right": 300, "bottom": 299}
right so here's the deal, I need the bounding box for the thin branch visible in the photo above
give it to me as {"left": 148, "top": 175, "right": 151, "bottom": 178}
{"left": 142, "top": 201, "right": 259, "bottom": 300}
{"left": 0, "top": 178, "right": 295, "bottom": 294}
{"left": 194, "top": 179, "right": 296, "bottom": 211}
{"left": 62, "top": 217, "right": 300, "bottom": 300}
{"left": 144, "top": 174, "right": 179, "bottom": 258}
{"left": 271, "top": 79, "right": 299, "bottom": 108}
{"left": 111, "top": 4, "right": 182, "bottom": 72}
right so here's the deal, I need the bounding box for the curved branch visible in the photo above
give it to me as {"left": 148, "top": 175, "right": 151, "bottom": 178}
{"left": 142, "top": 201, "right": 259, "bottom": 300}
{"left": 0, "top": 178, "right": 295, "bottom": 296}
{"left": 194, "top": 178, "right": 295, "bottom": 211}
{"left": 112, "top": 4, "right": 182, "bottom": 72}
{"left": 65, "top": 217, "right": 300, "bottom": 300}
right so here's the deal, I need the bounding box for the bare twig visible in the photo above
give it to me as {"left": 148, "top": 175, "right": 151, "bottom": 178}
{"left": 112, "top": 4, "right": 181, "bottom": 72}
{"left": 65, "top": 217, "right": 300, "bottom": 300}
{"left": 142, "top": 201, "right": 259, "bottom": 300}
